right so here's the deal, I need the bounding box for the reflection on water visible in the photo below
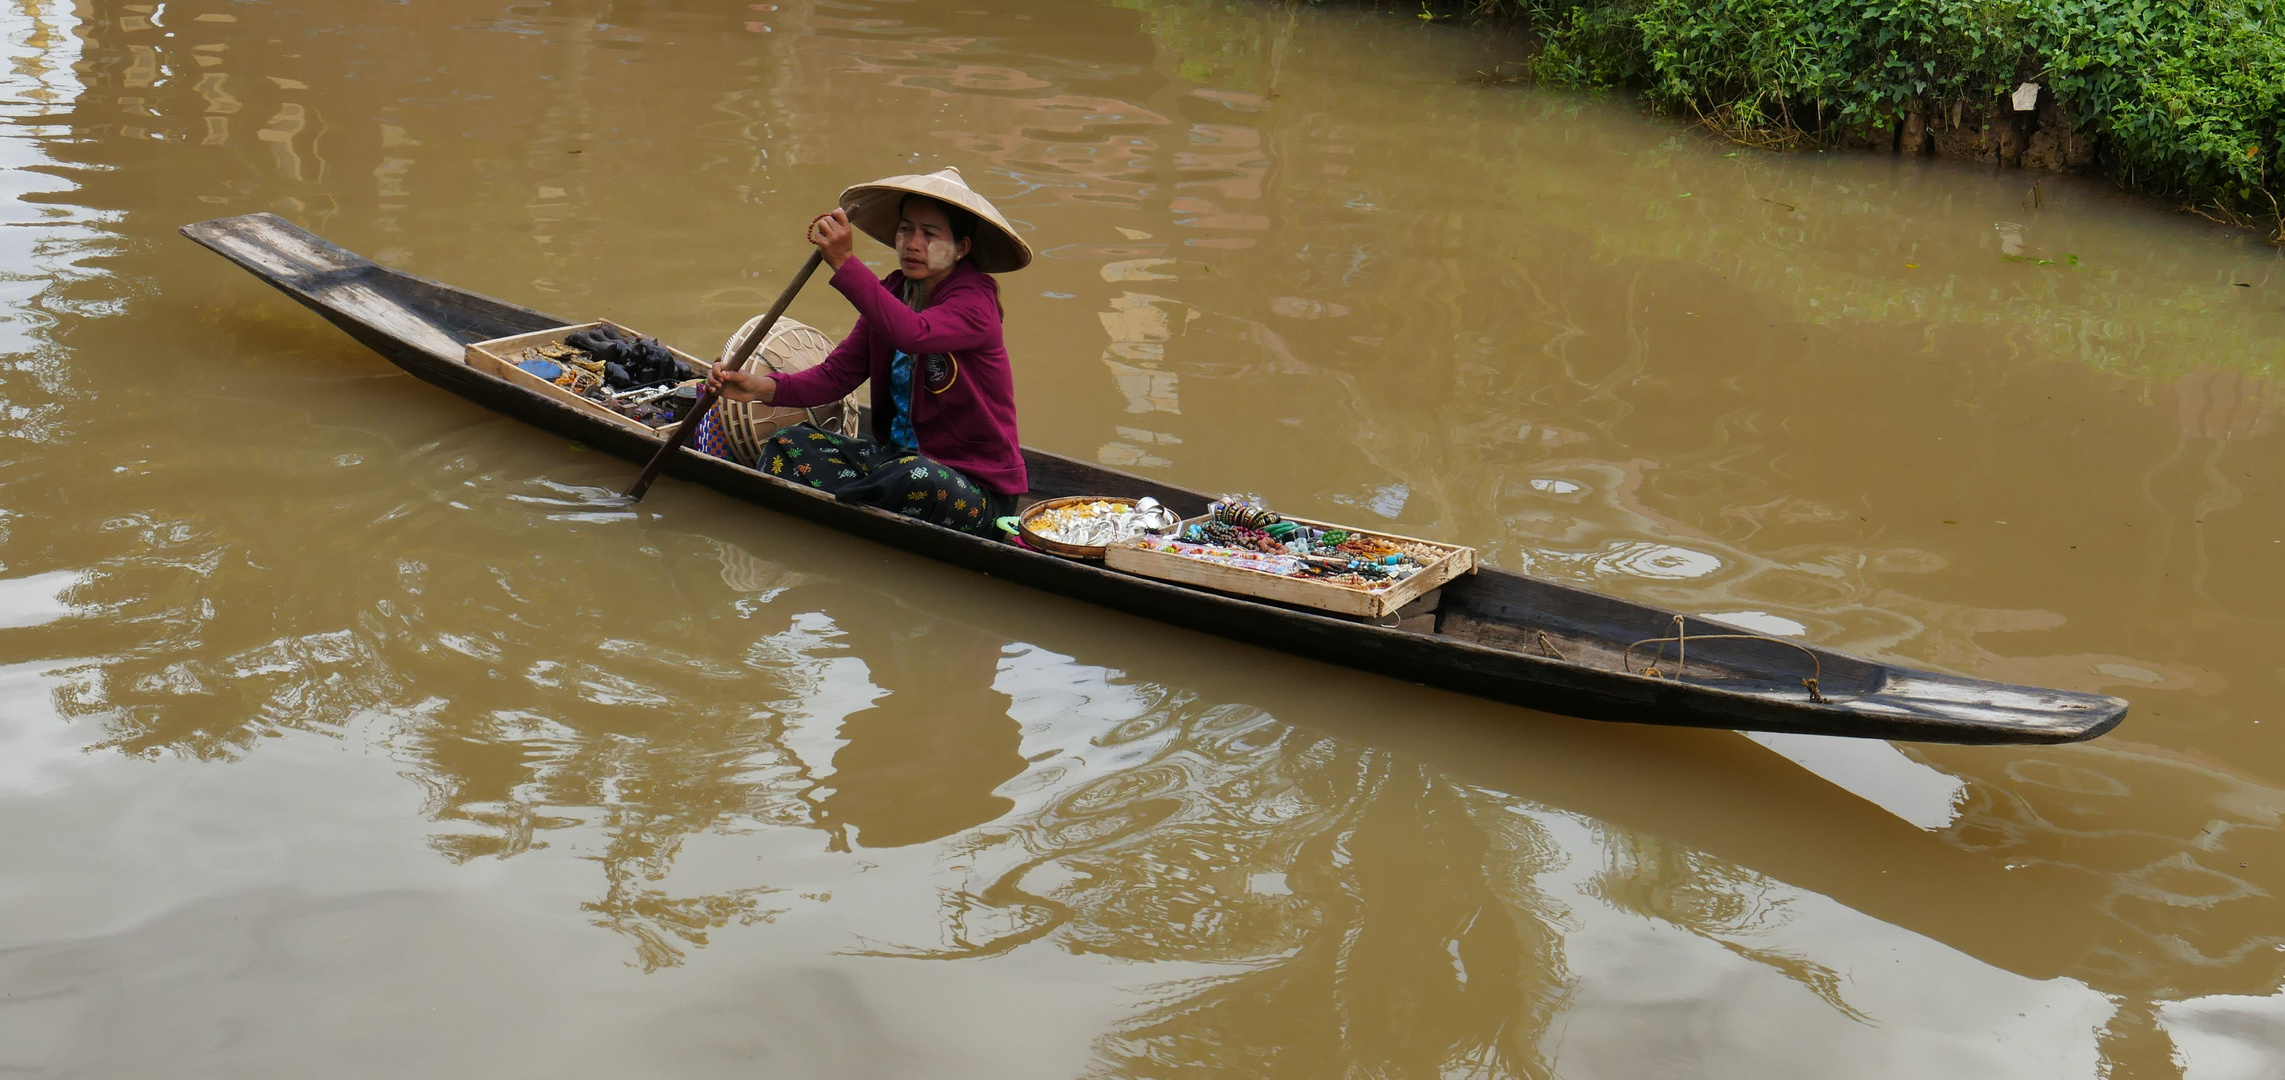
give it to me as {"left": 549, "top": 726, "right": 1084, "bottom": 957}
{"left": 2, "top": 0, "right": 2284, "bottom": 1074}
{"left": 995, "top": 697, "right": 1572, "bottom": 1078}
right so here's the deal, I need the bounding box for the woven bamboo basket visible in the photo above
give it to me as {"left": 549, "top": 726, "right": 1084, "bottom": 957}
{"left": 713, "top": 314, "right": 863, "bottom": 466}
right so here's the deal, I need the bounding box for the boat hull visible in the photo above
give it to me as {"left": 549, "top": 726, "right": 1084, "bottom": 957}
{"left": 181, "top": 213, "right": 2126, "bottom": 744}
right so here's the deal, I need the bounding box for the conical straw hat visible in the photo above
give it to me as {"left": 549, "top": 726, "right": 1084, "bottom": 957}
{"left": 838, "top": 166, "right": 1031, "bottom": 274}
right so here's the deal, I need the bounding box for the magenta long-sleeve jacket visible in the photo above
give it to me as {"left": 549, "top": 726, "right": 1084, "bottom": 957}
{"left": 769, "top": 257, "right": 1027, "bottom": 496}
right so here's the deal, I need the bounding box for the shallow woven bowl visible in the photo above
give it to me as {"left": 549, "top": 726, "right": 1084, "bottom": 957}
{"left": 1018, "top": 495, "right": 1145, "bottom": 560}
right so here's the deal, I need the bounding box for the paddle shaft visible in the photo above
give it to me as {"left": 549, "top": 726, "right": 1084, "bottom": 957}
{"left": 621, "top": 249, "right": 827, "bottom": 502}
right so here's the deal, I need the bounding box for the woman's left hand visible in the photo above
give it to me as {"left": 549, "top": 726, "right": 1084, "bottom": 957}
{"left": 808, "top": 208, "right": 855, "bottom": 270}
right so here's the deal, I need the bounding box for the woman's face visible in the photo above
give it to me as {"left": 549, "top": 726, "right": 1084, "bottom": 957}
{"left": 894, "top": 199, "right": 971, "bottom": 281}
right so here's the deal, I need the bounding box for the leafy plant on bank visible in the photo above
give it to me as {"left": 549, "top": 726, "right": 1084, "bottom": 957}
{"left": 1462, "top": 0, "right": 2285, "bottom": 238}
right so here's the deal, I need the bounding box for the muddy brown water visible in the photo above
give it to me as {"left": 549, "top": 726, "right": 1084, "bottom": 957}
{"left": 2, "top": 0, "right": 2282, "bottom": 1075}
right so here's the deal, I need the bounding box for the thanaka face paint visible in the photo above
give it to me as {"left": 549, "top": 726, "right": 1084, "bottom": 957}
{"left": 893, "top": 199, "right": 971, "bottom": 289}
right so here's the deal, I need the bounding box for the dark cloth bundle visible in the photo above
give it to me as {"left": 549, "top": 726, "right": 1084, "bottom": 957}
{"left": 566, "top": 324, "right": 685, "bottom": 391}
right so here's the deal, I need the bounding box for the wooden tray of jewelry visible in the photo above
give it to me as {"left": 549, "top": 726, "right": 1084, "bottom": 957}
{"left": 1106, "top": 511, "right": 1475, "bottom": 620}
{"left": 465, "top": 320, "right": 705, "bottom": 437}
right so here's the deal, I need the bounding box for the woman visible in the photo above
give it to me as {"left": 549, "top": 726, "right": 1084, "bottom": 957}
{"left": 701, "top": 166, "right": 1030, "bottom": 535}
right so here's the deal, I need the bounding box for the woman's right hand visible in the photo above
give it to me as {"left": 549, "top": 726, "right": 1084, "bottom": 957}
{"left": 707, "top": 363, "right": 775, "bottom": 404}
{"left": 807, "top": 208, "right": 855, "bottom": 270}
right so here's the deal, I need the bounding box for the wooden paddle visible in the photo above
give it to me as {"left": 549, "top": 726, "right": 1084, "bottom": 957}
{"left": 620, "top": 249, "right": 826, "bottom": 502}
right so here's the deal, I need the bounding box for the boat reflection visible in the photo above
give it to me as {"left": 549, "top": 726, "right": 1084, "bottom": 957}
{"left": 917, "top": 689, "right": 1572, "bottom": 1076}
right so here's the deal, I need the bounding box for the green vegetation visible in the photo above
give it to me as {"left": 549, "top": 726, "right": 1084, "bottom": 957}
{"left": 1465, "top": 0, "right": 2285, "bottom": 239}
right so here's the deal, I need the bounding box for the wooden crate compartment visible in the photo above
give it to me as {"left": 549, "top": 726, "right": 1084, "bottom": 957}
{"left": 1106, "top": 515, "right": 1475, "bottom": 619}
{"left": 464, "top": 320, "right": 705, "bottom": 437}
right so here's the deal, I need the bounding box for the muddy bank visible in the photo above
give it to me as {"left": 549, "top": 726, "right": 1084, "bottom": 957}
{"left": 1829, "top": 91, "right": 2096, "bottom": 176}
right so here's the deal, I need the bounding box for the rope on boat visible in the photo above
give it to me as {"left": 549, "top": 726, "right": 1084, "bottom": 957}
{"left": 1533, "top": 629, "right": 1567, "bottom": 661}
{"left": 1623, "top": 615, "right": 1832, "bottom": 704}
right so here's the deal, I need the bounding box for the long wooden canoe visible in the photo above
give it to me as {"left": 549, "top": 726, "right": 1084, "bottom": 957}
{"left": 181, "top": 213, "right": 2125, "bottom": 744}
